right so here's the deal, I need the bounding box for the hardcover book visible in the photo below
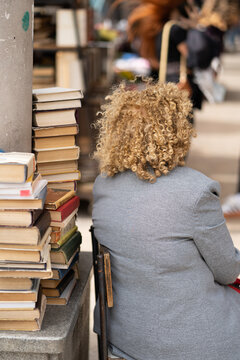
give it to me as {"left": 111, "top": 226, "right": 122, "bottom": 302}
{"left": 46, "top": 277, "right": 76, "bottom": 305}
{"left": 51, "top": 224, "right": 77, "bottom": 248}
{"left": 0, "top": 152, "right": 35, "bottom": 184}
{"left": 42, "top": 171, "right": 80, "bottom": 183}
{"left": 0, "top": 173, "right": 41, "bottom": 197}
{"left": 37, "top": 160, "right": 78, "bottom": 175}
{"left": 0, "top": 278, "right": 33, "bottom": 291}
{"left": 45, "top": 188, "right": 75, "bottom": 211}
{"left": 33, "top": 87, "right": 83, "bottom": 102}
{"left": 42, "top": 269, "right": 75, "bottom": 297}
{"left": 47, "top": 181, "right": 76, "bottom": 191}
{"left": 33, "top": 109, "right": 77, "bottom": 127}
{"left": 51, "top": 252, "right": 79, "bottom": 279}
{"left": 33, "top": 135, "right": 76, "bottom": 150}
{"left": 48, "top": 196, "right": 80, "bottom": 222}
{"left": 35, "top": 146, "right": 80, "bottom": 163}
{"left": 33, "top": 124, "right": 79, "bottom": 138}
{"left": 33, "top": 99, "right": 81, "bottom": 111}
{"left": 0, "top": 279, "right": 40, "bottom": 302}
{"left": 0, "top": 209, "right": 43, "bottom": 227}
{"left": 0, "top": 179, "right": 47, "bottom": 200}
{"left": 50, "top": 231, "right": 82, "bottom": 264}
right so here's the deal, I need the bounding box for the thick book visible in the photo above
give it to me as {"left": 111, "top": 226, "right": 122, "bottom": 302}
{"left": 0, "top": 183, "right": 47, "bottom": 210}
{"left": 46, "top": 277, "right": 77, "bottom": 305}
{"left": 48, "top": 195, "right": 80, "bottom": 222}
{"left": 51, "top": 224, "right": 77, "bottom": 248}
{"left": 33, "top": 99, "right": 81, "bottom": 111}
{"left": 42, "top": 171, "right": 80, "bottom": 183}
{"left": 50, "top": 231, "right": 81, "bottom": 264}
{"left": 0, "top": 179, "right": 47, "bottom": 200}
{"left": 0, "top": 294, "right": 47, "bottom": 331}
{"left": 41, "top": 262, "right": 79, "bottom": 288}
{"left": 33, "top": 124, "right": 79, "bottom": 138}
{"left": 0, "top": 152, "right": 35, "bottom": 184}
{"left": 0, "top": 173, "right": 41, "bottom": 197}
{"left": 37, "top": 160, "right": 78, "bottom": 175}
{"left": 45, "top": 188, "right": 75, "bottom": 211}
{"left": 51, "top": 249, "right": 79, "bottom": 269}
{"left": 0, "top": 279, "right": 40, "bottom": 302}
{"left": 0, "top": 211, "right": 51, "bottom": 245}
{"left": 51, "top": 207, "right": 78, "bottom": 231}
{"left": 0, "top": 209, "right": 43, "bottom": 227}
{"left": 42, "top": 268, "right": 74, "bottom": 297}
{"left": 47, "top": 181, "right": 76, "bottom": 191}
{"left": 0, "top": 292, "right": 46, "bottom": 321}
{"left": 35, "top": 146, "right": 80, "bottom": 163}
{"left": 33, "top": 87, "right": 83, "bottom": 102}
{"left": 33, "top": 109, "right": 77, "bottom": 127}
{"left": 0, "top": 278, "right": 33, "bottom": 291}
{"left": 51, "top": 252, "right": 79, "bottom": 279}
{"left": 33, "top": 135, "right": 76, "bottom": 150}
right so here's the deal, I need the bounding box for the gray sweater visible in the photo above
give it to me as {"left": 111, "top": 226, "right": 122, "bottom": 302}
{"left": 92, "top": 167, "right": 240, "bottom": 360}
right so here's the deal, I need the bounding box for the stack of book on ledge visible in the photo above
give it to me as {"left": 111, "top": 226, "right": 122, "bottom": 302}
{"left": 41, "top": 188, "right": 81, "bottom": 305}
{"left": 0, "top": 152, "right": 52, "bottom": 331}
{"left": 32, "top": 87, "right": 83, "bottom": 191}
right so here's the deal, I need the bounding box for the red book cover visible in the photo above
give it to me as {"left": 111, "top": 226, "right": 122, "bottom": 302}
{"left": 49, "top": 196, "right": 80, "bottom": 222}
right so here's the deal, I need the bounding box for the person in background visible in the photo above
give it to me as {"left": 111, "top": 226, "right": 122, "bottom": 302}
{"left": 92, "top": 81, "right": 240, "bottom": 360}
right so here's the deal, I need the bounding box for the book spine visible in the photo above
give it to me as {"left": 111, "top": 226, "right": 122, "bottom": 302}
{"left": 56, "top": 269, "right": 75, "bottom": 295}
{"left": 34, "top": 211, "right": 51, "bottom": 239}
{"left": 57, "top": 196, "right": 80, "bottom": 222}
{"left": 52, "top": 231, "right": 81, "bottom": 263}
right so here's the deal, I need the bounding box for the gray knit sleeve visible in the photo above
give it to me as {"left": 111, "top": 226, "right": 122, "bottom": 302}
{"left": 193, "top": 181, "right": 240, "bottom": 285}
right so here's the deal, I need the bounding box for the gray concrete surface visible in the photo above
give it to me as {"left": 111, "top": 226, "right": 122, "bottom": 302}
{"left": 77, "top": 52, "right": 240, "bottom": 360}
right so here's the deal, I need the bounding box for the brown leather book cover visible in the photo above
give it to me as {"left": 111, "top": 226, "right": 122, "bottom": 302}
{"left": 45, "top": 188, "right": 75, "bottom": 210}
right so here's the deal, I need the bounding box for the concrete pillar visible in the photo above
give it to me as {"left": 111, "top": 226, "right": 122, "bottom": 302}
{"left": 0, "top": 0, "right": 33, "bottom": 152}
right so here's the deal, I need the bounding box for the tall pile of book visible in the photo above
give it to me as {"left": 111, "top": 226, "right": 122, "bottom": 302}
{"left": 41, "top": 188, "right": 81, "bottom": 305}
{"left": 32, "top": 87, "right": 83, "bottom": 191}
{"left": 0, "top": 152, "right": 52, "bottom": 331}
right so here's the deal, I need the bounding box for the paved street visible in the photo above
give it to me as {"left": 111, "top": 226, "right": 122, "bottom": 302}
{"left": 77, "top": 52, "right": 240, "bottom": 359}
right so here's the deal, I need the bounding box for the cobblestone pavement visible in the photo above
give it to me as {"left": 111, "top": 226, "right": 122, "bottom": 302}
{"left": 77, "top": 52, "right": 240, "bottom": 359}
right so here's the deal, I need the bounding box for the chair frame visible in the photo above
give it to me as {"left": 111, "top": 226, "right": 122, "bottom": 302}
{"left": 90, "top": 226, "right": 125, "bottom": 360}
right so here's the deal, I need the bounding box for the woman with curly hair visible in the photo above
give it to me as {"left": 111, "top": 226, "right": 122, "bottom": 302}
{"left": 92, "top": 81, "right": 240, "bottom": 360}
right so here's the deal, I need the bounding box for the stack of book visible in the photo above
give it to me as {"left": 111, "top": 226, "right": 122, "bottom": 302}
{"left": 32, "top": 87, "right": 83, "bottom": 191}
{"left": 0, "top": 152, "right": 52, "bottom": 331}
{"left": 41, "top": 188, "right": 81, "bottom": 305}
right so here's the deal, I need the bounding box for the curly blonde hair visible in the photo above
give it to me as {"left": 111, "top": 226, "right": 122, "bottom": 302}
{"left": 93, "top": 81, "right": 195, "bottom": 182}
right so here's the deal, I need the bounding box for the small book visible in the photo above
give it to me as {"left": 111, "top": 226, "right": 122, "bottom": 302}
{"left": 42, "top": 171, "right": 80, "bottom": 183}
{"left": 0, "top": 211, "right": 51, "bottom": 245}
{"left": 0, "top": 209, "right": 43, "bottom": 227}
{"left": 33, "top": 109, "right": 77, "bottom": 127}
{"left": 0, "top": 278, "right": 33, "bottom": 291}
{"left": 51, "top": 249, "right": 79, "bottom": 270}
{"left": 33, "top": 135, "right": 76, "bottom": 150}
{"left": 45, "top": 188, "right": 75, "bottom": 211}
{"left": 50, "top": 231, "right": 82, "bottom": 265}
{"left": 0, "top": 179, "right": 47, "bottom": 200}
{"left": 0, "top": 279, "right": 40, "bottom": 302}
{"left": 33, "top": 87, "right": 83, "bottom": 102}
{"left": 42, "top": 269, "right": 75, "bottom": 297}
{"left": 51, "top": 225, "right": 77, "bottom": 249}
{"left": 0, "top": 294, "right": 47, "bottom": 331}
{"left": 33, "top": 124, "right": 79, "bottom": 138}
{"left": 46, "top": 277, "right": 77, "bottom": 305}
{"left": 35, "top": 146, "right": 80, "bottom": 163}
{"left": 33, "top": 99, "right": 81, "bottom": 111}
{"left": 50, "top": 208, "right": 78, "bottom": 228}
{"left": 0, "top": 183, "right": 47, "bottom": 210}
{"left": 0, "top": 173, "right": 41, "bottom": 197}
{"left": 47, "top": 181, "right": 76, "bottom": 191}
{"left": 37, "top": 160, "right": 78, "bottom": 175}
{"left": 51, "top": 252, "right": 79, "bottom": 279}
{"left": 48, "top": 196, "right": 80, "bottom": 222}
{"left": 0, "top": 152, "right": 35, "bottom": 184}
{"left": 0, "top": 292, "right": 46, "bottom": 321}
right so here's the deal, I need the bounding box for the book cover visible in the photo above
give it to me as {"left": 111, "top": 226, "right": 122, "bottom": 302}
{"left": 33, "top": 135, "right": 76, "bottom": 150}
{"left": 35, "top": 146, "right": 80, "bottom": 163}
{"left": 42, "top": 269, "right": 74, "bottom": 297}
{"left": 0, "top": 209, "right": 43, "bottom": 227}
{"left": 37, "top": 159, "right": 78, "bottom": 175}
{"left": 33, "top": 109, "right": 77, "bottom": 127}
{"left": 0, "top": 152, "right": 35, "bottom": 184}
{"left": 33, "top": 87, "right": 83, "bottom": 102}
{"left": 33, "top": 124, "right": 79, "bottom": 138}
{"left": 50, "top": 231, "right": 82, "bottom": 264}
{"left": 45, "top": 188, "right": 75, "bottom": 211}
{"left": 48, "top": 195, "right": 79, "bottom": 222}
{"left": 33, "top": 99, "right": 81, "bottom": 111}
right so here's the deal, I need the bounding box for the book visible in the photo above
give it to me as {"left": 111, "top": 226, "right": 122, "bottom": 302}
{"left": 46, "top": 277, "right": 76, "bottom": 305}
{"left": 0, "top": 294, "right": 47, "bottom": 331}
{"left": 51, "top": 252, "right": 79, "bottom": 279}
{"left": 0, "top": 152, "right": 35, "bottom": 184}
{"left": 0, "top": 279, "right": 40, "bottom": 302}
{"left": 51, "top": 249, "right": 79, "bottom": 269}
{"left": 56, "top": 51, "right": 85, "bottom": 91}
{"left": 43, "top": 171, "right": 80, "bottom": 183}
{"left": 51, "top": 207, "right": 78, "bottom": 229}
{"left": 0, "top": 179, "right": 47, "bottom": 200}
{"left": 50, "top": 231, "right": 81, "bottom": 264}
{"left": 33, "top": 135, "right": 76, "bottom": 150}
{"left": 35, "top": 146, "right": 80, "bottom": 163}
{"left": 0, "top": 183, "right": 47, "bottom": 210}
{"left": 42, "top": 269, "right": 74, "bottom": 297}
{"left": 33, "top": 99, "right": 81, "bottom": 111}
{"left": 0, "top": 209, "right": 43, "bottom": 227}
{"left": 45, "top": 188, "right": 75, "bottom": 211}
{"left": 0, "top": 256, "right": 52, "bottom": 279}
{"left": 51, "top": 225, "right": 78, "bottom": 249}
{"left": 51, "top": 213, "right": 77, "bottom": 242}
{"left": 56, "top": 9, "right": 87, "bottom": 47}
{"left": 0, "top": 278, "right": 33, "bottom": 291}
{"left": 48, "top": 196, "right": 80, "bottom": 222}
{"left": 0, "top": 211, "right": 51, "bottom": 245}
{"left": 0, "top": 173, "right": 41, "bottom": 197}
{"left": 47, "top": 181, "right": 76, "bottom": 191}
{"left": 0, "top": 301, "right": 36, "bottom": 310}
{"left": 0, "top": 292, "right": 46, "bottom": 321}
{"left": 33, "top": 124, "right": 79, "bottom": 138}
{"left": 37, "top": 160, "right": 78, "bottom": 175}
{"left": 33, "top": 87, "right": 83, "bottom": 102}
{"left": 33, "top": 109, "right": 77, "bottom": 127}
